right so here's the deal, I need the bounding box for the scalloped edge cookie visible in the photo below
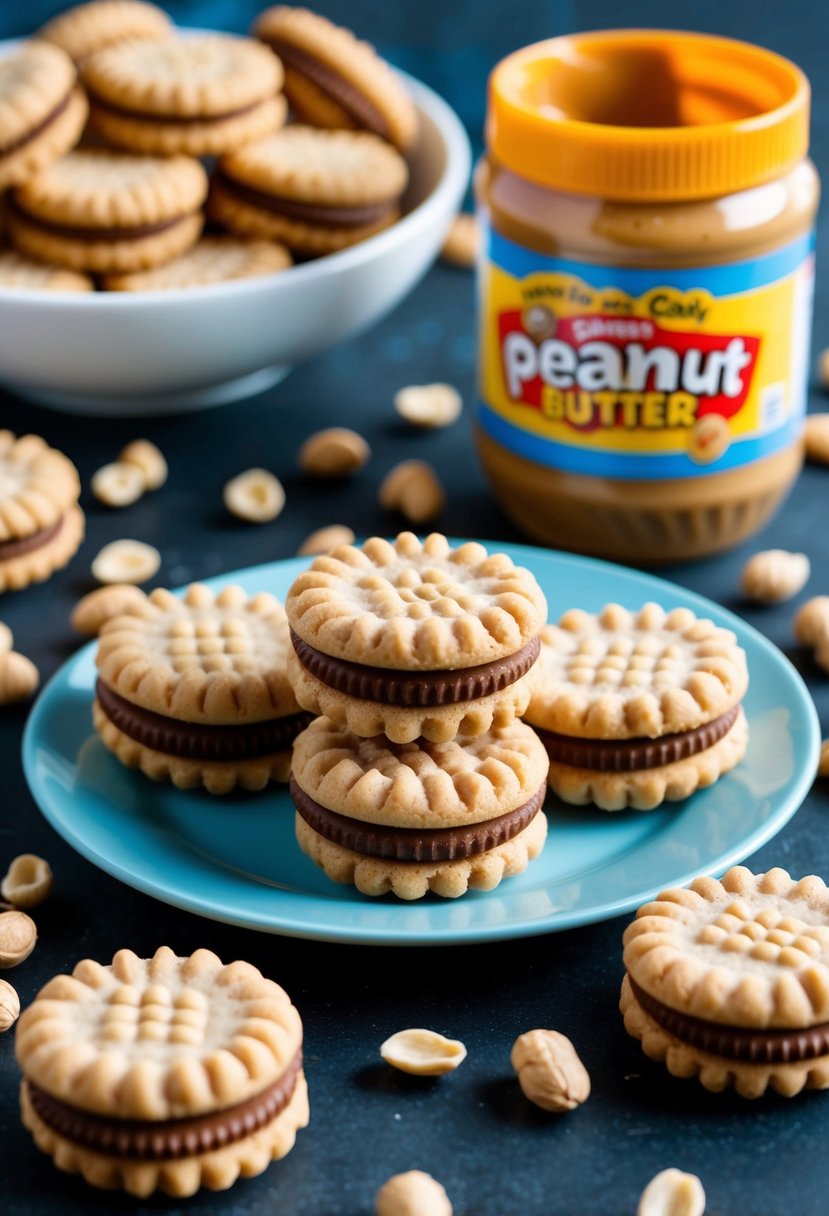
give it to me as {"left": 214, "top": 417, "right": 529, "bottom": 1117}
{"left": 0, "top": 503, "right": 84, "bottom": 593}
{"left": 546, "top": 706, "right": 748, "bottom": 811}
{"left": 296, "top": 806, "right": 547, "bottom": 899}
{"left": 0, "top": 430, "right": 81, "bottom": 540}
{"left": 525, "top": 603, "right": 748, "bottom": 739}
{"left": 38, "top": 0, "right": 173, "bottom": 65}
{"left": 288, "top": 647, "right": 539, "bottom": 743}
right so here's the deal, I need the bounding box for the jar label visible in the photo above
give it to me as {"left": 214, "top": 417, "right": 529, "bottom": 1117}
{"left": 477, "top": 227, "right": 814, "bottom": 479}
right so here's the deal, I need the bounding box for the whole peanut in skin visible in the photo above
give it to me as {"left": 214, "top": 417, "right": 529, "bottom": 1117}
{"left": 510, "top": 1028, "right": 590, "bottom": 1112}
{"left": 741, "top": 549, "right": 810, "bottom": 603}
{"left": 0, "top": 979, "right": 19, "bottom": 1031}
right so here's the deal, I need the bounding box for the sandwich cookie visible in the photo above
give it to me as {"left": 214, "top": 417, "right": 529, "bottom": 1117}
{"left": 37, "top": 1, "right": 172, "bottom": 65}
{"left": 0, "top": 248, "right": 93, "bottom": 291}
{"left": 286, "top": 531, "right": 547, "bottom": 744}
{"left": 6, "top": 149, "right": 207, "bottom": 273}
{"left": 82, "top": 34, "right": 285, "bottom": 156}
{"left": 253, "top": 6, "right": 417, "bottom": 152}
{"left": 94, "top": 583, "right": 312, "bottom": 793}
{"left": 0, "top": 431, "right": 84, "bottom": 593}
{"left": 208, "top": 125, "right": 408, "bottom": 256}
{"left": 524, "top": 603, "right": 749, "bottom": 811}
{"left": 621, "top": 866, "right": 829, "bottom": 1098}
{"left": 17, "top": 946, "right": 309, "bottom": 1197}
{"left": 102, "top": 235, "right": 292, "bottom": 291}
{"left": 0, "top": 42, "right": 87, "bottom": 191}
{"left": 292, "top": 716, "right": 549, "bottom": 899}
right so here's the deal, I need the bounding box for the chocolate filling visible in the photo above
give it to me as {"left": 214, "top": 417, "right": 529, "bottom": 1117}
{"left": 0, "top": 88, "right": 74, "bottom": 157}
{"left": 0, "top": 515, "right": 64, "bottom": 561}
{"left": 26, "top": 1049, "right": 302, "bottom": 1160}
{"left": 213, "top": 171, "right": 395, "bottom": 227}
{"left": 629, "top": 976, "right": 829, "bottom": 1064}
{"left": 86, "top": 88, "right": 267, "bottom": 126}
{"left": 290, "top": 631, "right": 541, "bottom": 707}
{"left": 96, "top": 679, "right": 313, "bottom": 761}
{"left": 535, "top": 704, "right": 741, "bottom": 773}
{"left": 263, "top": 39, "right": 391, "bottom": 140}
{"left": 292, "top": 777, "right": 546, "bottom": 861}
{"left": 6, "top": 194, "right": 190, "bottom": 244}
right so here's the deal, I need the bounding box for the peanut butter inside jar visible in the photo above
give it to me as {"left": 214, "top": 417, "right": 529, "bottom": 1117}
{"left": 475, "top": 31, "right": 819, "bottom": 562}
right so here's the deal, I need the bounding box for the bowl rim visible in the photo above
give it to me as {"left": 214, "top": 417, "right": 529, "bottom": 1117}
{"left": 0, "top": 37, "right": 471, "bottom": 309}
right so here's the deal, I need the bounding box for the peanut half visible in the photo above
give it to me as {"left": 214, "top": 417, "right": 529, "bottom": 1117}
{"left": 637, "top": 1169, "right": 706, "bottom": 1216}
{"left": 92, "top": 539, "right": 161, "bottom": 585}
{"left": 120, "top": 439, "right": 168, "bottom": 490}
{"left": 741, "top": 549, "right": 810, "bottom": 603}
{"left": 376, "top": 1171, "right": 452, "bottom": 1216}
{"left": 224, "top": 468, "right": 285, "bottom": 523}
{"left": 0, "top": 621, "right": 12, "bottom": 651}
{"left": 0, "top": 910, "right": 37, "bottom": 968}
{"left": 299, "top": 427, "right": 370, "bottom": 477}
{"left": 0, "top": 652, "right": 39, "bottom": 704}
{"left": 71, "top": 584, "right": 148, "bottom": 635}
{"left": 297, "top": 525, "right": 355, "bottom": 557}
{"left": 379, "top": 460, "right": 444, "bottom": 524}
{"left": 806, "top": 411, "right": 829, "bottom": 464}
{"left": 0, "top": 979, "right": 19, "bottom": 1032}
{"left": 91, "top": 461, "right": 145, "bottom": 508}
{"left": 1, "top": 854, "right": 53, "bottom": 909}
{"left": 380, "top": 1028, "right": 467, "bottom": 1076}
{"left": 395, "top": 384, "right": 463, "bottom": 429}
{"left": 511, "top": 1028, "right": 590, "bottom": 1112}
{"left": 440, "top": 212, "right": 478, "bottom": 269}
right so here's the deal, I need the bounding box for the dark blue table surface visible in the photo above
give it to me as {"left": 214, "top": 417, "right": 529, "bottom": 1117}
{"left": 2, "top": 2, "right": 829, "bottom": 1214}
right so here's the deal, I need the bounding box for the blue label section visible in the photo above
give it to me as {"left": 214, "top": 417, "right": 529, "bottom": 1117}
{"left": 477, "top": 402, "right": 802, "bottom": 480}
{"left": 487, "top": 230, "right": 815, "bottom": 298}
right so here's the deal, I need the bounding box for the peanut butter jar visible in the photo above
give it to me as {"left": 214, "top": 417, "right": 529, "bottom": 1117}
{"left": 475, "top": 30, "right": 819, "bottom": 562}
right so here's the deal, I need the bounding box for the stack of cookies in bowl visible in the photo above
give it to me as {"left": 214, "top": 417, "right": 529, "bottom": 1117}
{"left": 284, "top": 532, "right": 552, "bottom": 900}
{"left": 0, "top": 0, "right": 417, "bottom": 292}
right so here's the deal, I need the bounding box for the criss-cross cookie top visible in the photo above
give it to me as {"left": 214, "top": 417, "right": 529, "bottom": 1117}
{"left": 525, "top": 602, "right": 748, "bottom": 739}
{"left": 286, "top": 532, "right": 547, "bottom": 670}
{"left": 15, "top": 947, "right": 302, "bottom": 1120}
{"left": 624, "top": 867, "right": 829, "bottom": 1030}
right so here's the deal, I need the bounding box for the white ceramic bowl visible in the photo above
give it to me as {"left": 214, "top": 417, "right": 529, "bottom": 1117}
{"left": 0, "top": 55, "right": 470, "bottom": 416}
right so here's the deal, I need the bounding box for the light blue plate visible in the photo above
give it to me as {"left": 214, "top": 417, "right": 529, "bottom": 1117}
{"left": 22, "top": 544, "right": 820, "bottom": 946}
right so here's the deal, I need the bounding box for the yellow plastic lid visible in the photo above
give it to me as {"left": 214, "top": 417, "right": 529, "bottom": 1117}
{"left": 488, "top": 29, "right": 810, "bottom": 201}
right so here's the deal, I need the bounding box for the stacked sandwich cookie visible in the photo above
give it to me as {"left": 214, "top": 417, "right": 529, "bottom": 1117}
{"left": 17, "top": 947, "right": 309, "bottom": 1197}
{"left": 93, "top": 583, "right": 312, "bottom": 793}
{"left": 621, "top": 867, "right": 829, "bottom": 1098}
{"left": 0, "top": 431, "right": 84, "bottom": 592}
{"left": 524, "top": 602, "right": 749, "bottom": 811}
{"left": 286, "top": 532, "right": 550, "bottom": 898}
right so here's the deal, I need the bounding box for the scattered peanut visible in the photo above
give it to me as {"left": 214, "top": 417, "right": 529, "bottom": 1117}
{"left": 741, "top": 549, "right": 810, "bottom": 603}
{"left": 395, "top": 383, "right": 463, "bottom": 429}
{"left": 794, "top": 595, "right": 829, "bottom": 671}
{"left": 299, "top": 427, "right": 370, "bottom": 477}
{"left": 1, "top": 855, "right": 53, "bottom": 909}
{"left": 820, "top": 350, "right": 829, "bottom": 389}
{"left": 819, "top": 740, "right": 829, "bottom": 777}
{"left": 91, "top": 539, "right": 161, "bottom": 585}
{"left": 637, "top": 1169, "right": 706, "bottom": 1216}
{"left": 376, "top": 1171, "right": 452, "bottom": 1216}
{"left": 297, "top": 524, "right": 356, "bottom": 557}
{"left": 440, "top": 212, "right": 478, "bottom": 269}
{"left": 379, "top": 460, "right": 444, "bottom": 524}
{"left": 71, "top": 584, "right": 148, "bottom": 634}
{"left": 510, "top": 1029, "right": 590, "bottom": 1112}
{"left": 120, "top": 439, "right": 168, "bottom": 490}
{"left": 0, "top": 621, "right": 12, "bottom": 651}
{"left": 806, "top": 413, "right": 829, "bottom": 464}
{"left": 380, "top": 1028, "right": 467, "bottom": 1076}
{"left": 0, "top": 910, "right": 37, "bottom": 968}
{"left": 91, "top": 461, "right": 145, "bottom": 508}
{"left": 223, "top": 468, "right": 285, "bottom": 523}
{"left": 0, "top": 651, "right": 39, "bottom": 704}
{"left": 0, "top": 979, "right": 19, "bottom": 1031}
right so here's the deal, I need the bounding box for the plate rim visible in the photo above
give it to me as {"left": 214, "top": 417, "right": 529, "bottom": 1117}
{"left": 22, "top": 541, "right": 822, "bottom": 946}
